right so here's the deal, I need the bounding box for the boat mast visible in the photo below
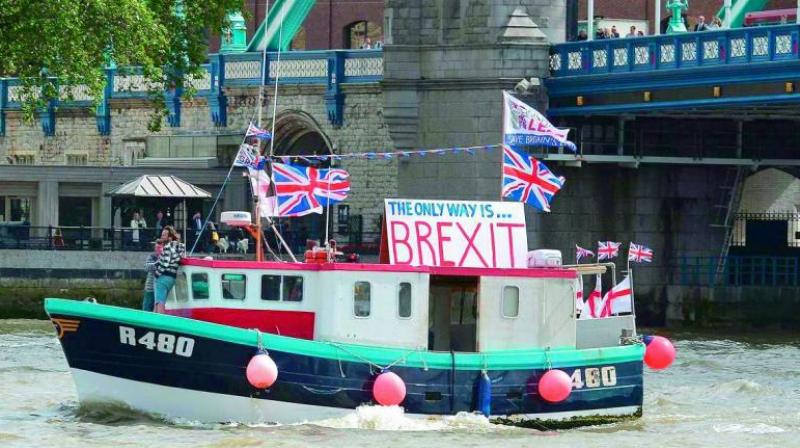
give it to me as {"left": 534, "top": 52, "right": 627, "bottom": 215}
{"left": 253, "top": 0, "right": 270, "bottom": 263}
{"left": 258, "top": 2, "right": 298, "bottom": 263}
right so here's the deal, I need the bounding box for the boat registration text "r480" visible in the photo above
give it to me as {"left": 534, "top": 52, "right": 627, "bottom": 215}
{"left": 570, "top": 366, "right": 617, "bottom": 389}
{"left": 119, "top": 326, "right": 195, "bottom": 357}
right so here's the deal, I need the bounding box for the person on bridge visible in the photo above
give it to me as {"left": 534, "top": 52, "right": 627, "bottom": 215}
{"left": 626, "top": 26, "right": 637, "bottom": 37}
{"left": 694, "top": 16, "right": 708, "bottom": 31}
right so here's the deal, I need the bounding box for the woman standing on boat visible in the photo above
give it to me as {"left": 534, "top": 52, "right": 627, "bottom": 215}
{"left": 153, "top": 226, "right": 185, "bottom": 313}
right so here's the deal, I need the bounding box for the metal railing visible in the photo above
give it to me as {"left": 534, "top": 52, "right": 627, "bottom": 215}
{"left": 0, "top": 49, "right": 383, "bottom": 133}
{"left": 0, "top": 224, "right": 382, "bottom": 254}
{"left": 677, "top": 255, "right": 800, "bottom": 286}
{"left": 550, "top": 24, "right": 800, "bottom": 77}
{"left": 730, "top": 212, "right": 800, "bottom": 247}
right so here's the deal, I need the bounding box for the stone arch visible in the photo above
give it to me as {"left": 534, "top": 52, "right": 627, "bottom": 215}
{"left": 269, "top": 110, "right": 335, "bottom": 249}
{"left": 738, "top": 168, "right": 800, "bottom": 214}
{"left": 735, "top": 168, "right": 800, "bottom": 248}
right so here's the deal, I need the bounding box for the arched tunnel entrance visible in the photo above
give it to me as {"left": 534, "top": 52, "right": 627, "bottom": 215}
{"left": 733, "top": 168, "right": 800, "bottom": 256}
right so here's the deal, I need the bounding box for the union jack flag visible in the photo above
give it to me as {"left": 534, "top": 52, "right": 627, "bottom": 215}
{"left": 246, "top": 123, "right": 272, "bottom": 140}
{"left": 272, "top": 163, "right": 350, "bottom": 217}
{"left": 597, "top": 241, "right": 621, "bottom": 260}
{"left": 501, "top": 145, "right": 565, "bottom": 212}
{"left": 628, "top": 242, "right": 654, "bottom": 263}
{"left": 576, "top": 244, "right": 594, "bottom": 263}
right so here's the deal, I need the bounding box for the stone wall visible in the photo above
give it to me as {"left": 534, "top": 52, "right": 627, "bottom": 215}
{"left": 0, "top": 250, "right": 148, "bottom": 318}
{"left": 666, "top": 285, "right": 800, "bottom": 329}
{"left": 226, "top": 83, "right": 397, "bottom": 232}
{"left": 531, "top": 164, "right": 728, "bottom": 324}
{"left": 384, "top": 1, "right": 556, "bottom": 209}
{"left": 0, "top": 82, "right": 396, "bottom": 235}
{"left": 739, "top": 168, "right": 800, "bottom": 213}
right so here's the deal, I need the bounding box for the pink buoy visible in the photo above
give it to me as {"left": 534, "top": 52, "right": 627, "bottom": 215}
{"left": 246, "top": 353, "right": 278, "bottom": 388}
{"left": 538, "top": 369, "right": 572, "bottom": 403}
{"left": 644, "top": 335, "right": 676, "bottom": 370}
{"left": 372, "top": 371, "right": 406, "bottom": 406}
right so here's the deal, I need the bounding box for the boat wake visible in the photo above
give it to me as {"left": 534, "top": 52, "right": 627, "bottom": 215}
{"left": 311, "top": 405, "right": 508, "bottom": 432}
{"left": 713, "top": 423, "right": 786, "bottom": 434}
{"left": 70, "top": 401, "right": 183, "bottom": 427}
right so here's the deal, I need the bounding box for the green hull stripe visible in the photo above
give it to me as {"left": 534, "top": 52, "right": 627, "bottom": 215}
{"left": 45, "top": 298, "right": 644, "bottom": 371}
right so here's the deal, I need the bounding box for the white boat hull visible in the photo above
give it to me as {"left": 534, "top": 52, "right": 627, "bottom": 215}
{"left": 72, "top": 368, "right": 641, "bottom": 425}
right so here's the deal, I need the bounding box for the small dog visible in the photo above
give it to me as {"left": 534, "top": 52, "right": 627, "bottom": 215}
{"left": 215, "top": 236, "right": 230, "bottom": 254}
{"left": 236, "top": 238, "right": 249, "bottom": 254}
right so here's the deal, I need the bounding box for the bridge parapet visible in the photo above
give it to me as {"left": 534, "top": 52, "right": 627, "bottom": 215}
{"left": 550, "top": 24, "right": 799, "bottom": 77}
{"left": 0, "top": 50, "right": 383, "bottom": 135}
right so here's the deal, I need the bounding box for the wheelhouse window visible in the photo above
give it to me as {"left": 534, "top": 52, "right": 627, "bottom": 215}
{"left": 502, "top": 286, "right": 520, "bottom": 318}
{"left": 398, "top": 282, "right": 412, "bottom": 318}
{"left": 261, "top": 275, "right": 304, "bottom": 302}
{"left": 175, "top": 273, "right": 189, "bottom": 302}
{"left": 283, "top": 276, "right": 303, "bottom": 302}
{"left": 354, "top": 281, "right": 371, "bottom": 317}
{"left": 191, "top": 273, "right": 209, "bottom": 299}
{"left": 261, "top": 275, "right": 281, "bottom": 301}
{"left": 221, "top": 274, "right": 247, "bottom": 300}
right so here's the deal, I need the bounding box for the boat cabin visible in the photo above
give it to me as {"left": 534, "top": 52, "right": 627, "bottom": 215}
{"left": 168, "top": 259, "right": 579, "bottom": 352}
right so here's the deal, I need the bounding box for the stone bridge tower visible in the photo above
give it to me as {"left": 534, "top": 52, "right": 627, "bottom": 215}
{"left": 382, "top": 0, "right": 564, "bottom": 201}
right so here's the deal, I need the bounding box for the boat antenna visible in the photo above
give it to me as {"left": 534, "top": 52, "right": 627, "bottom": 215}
{"left": 324, "top": 155, "right": 332, "bottom": 246}
{"left": 252, "top": 0, "right": 270, "bottom": 262}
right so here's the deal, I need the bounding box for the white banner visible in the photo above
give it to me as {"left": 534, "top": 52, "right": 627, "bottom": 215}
{"left": 503, "top": 91, "right": 575, "bottom": 151}
{"left": 384, "top": 199, "right": 528, "bottom": 268}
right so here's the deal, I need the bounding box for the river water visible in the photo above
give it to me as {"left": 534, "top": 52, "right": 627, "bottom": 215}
{"left": 1, "top": 319, "right": 798, "bottom": 448}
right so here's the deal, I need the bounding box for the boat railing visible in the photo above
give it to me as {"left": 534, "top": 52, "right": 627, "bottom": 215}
{"left": 562, "top": 262, "right": 618, "bottom": 285}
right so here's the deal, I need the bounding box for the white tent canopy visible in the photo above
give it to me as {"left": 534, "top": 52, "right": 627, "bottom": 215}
{"left": 108, "top": 175, "right": 211, "bottom": 199}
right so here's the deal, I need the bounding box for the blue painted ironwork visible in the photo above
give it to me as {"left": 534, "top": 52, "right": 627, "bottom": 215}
{"left": 326, "top": 51, "right": 345, "bottom": 127}
{"left": 165, "top": 86, "right": 183, "bottom": 128}
{"left": 547, "top": 25, "right": 800, "bottom": 116}
{"left": 551, "top": 25, "right": 800, "bottom": 78}
{"left": 207, "top": 55, "right": 227, "bottom": 127}
{"left": 96, "top": 69, "right": 113, "bottom": 136}
{"left": 39, "top": 99, "right": 56, "bottom": 137}
{"left": 0, "top": 49, "right": 383, "bottom": 136}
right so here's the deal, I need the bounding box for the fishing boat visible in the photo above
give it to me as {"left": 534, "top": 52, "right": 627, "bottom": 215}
{"left": 45, "top": 8, "right": 674, "bottom": 424}
{"left": 45, "top": 200, "right": 656, "bottom": 425}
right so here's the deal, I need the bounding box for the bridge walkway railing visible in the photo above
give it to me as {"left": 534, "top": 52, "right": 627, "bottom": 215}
{"left": 550, "top": 24, "right": 800, "bottom": 78}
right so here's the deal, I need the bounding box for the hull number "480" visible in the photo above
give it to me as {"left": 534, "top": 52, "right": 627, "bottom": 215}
{"left": 570, "top": 366, "right": 617, "bottom": 389}
{"left": 119, "top": 326, "right": 195, "bottom": 357}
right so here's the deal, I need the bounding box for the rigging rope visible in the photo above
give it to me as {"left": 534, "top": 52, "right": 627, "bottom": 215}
{"left": 325, "top": 341, "right": 424, "bottom": 372}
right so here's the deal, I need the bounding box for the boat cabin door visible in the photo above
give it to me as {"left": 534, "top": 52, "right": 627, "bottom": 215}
{"left": 428, "top": 276, "right": 478, "bottom": 352}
